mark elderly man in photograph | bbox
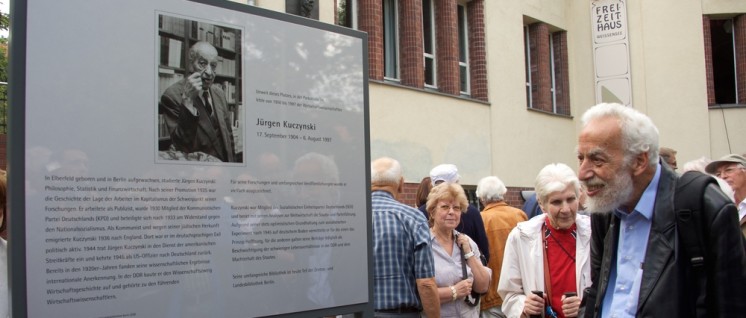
[160,41,237,162]
[577,103,746,318]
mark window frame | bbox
[336,0,358,29]
[349,0,358,29]
[524,25,533,108]
[549,33,557,113]
[383,0,400,82]
[524,22,570,115]
[708,17,739,105]
[422,0,436,88]
[457,4,470,96]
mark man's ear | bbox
[631,152,650,176]
[397,177,405,193]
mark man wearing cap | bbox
[706,154,746,237]
[419,164,490,264]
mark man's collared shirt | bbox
[601,163,661,318]
[372,191,435,310]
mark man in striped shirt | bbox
[371,157,440,318]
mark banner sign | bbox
[16,0,370,317]
[591,0,632,106]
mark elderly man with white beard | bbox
[576,103,746,318]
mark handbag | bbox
[457,235,486,307]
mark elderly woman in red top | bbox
[497,163,591,318]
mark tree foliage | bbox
[336,0,346,26]
[0,2,8,134]
[0,8,7,32]
[0,1,8,81]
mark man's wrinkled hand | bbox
[180,72,203,116]
[184,72,203,93]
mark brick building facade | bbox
[334,0,746,212]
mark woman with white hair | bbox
[497,163,591,318]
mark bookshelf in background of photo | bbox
[157,15,242,153]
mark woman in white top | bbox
[497,163,591,318]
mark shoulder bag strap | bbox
[542,223,553,308]
[457,234,468,279]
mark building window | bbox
[457,4,469,95]
[524,25,533,108]
[549,34,558,112]
[336,0,358,29]
[706,15,746,106]
[383,0,400,81]
[423,0,436,88]
[709,18,738,104]
[524,21,570,115]
[286,0,318,20]
[552,31,570,115]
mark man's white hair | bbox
[371,157,402,186]
[581,103,659,167]
[476,176,507,204]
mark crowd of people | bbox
[2,101,745,317]
[371,103,746,318]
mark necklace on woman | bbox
[543,223,576,263]
[547,230,575,263]
[432,229,453,245]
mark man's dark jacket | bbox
[584,165,746,318]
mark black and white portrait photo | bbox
[157,14,244,163]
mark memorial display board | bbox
[12,0,371,317]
